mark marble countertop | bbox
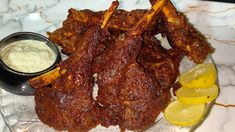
[0,0,235,132]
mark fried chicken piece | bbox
[33,26,109,132]
[48,8,164,55]
[150,0,214,63]
[96,0,170,130]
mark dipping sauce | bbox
[0,40,56,73]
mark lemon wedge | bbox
[164,101,205,126]
[176,84,219,104]
[179,63,217,88]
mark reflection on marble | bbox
[0,0,235,132]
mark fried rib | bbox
[30,1,118,131]
[29,1,120,89]
[34,26,109,131]
[150,0,214,63]
[96,0,169,130]
[101,0,119,29]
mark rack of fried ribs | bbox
[29,0,214,131]
[48,8,164,55]
[49,0,213,63]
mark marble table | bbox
[0,0,235,131]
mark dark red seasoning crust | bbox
[30,1,213,131]
[48,8,164,55]
[34,26,109,131]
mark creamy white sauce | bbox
[0,40,56,73]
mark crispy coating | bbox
[30,0,214,131]
[48,8,163,55]
[94,34,182,90]
[97,1,170,130]
[96,36,143,127]
[33,26,109,132]
[162,13,214,63]
[35,87,100,132]
[49,5,213,63]
[150,0,214,63]
[119,63,170,130]
[96,35,170,131]
[138,34,183,89]
[47,9,90,55]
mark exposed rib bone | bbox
[101,0,119,28]
[129,0,167,36]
